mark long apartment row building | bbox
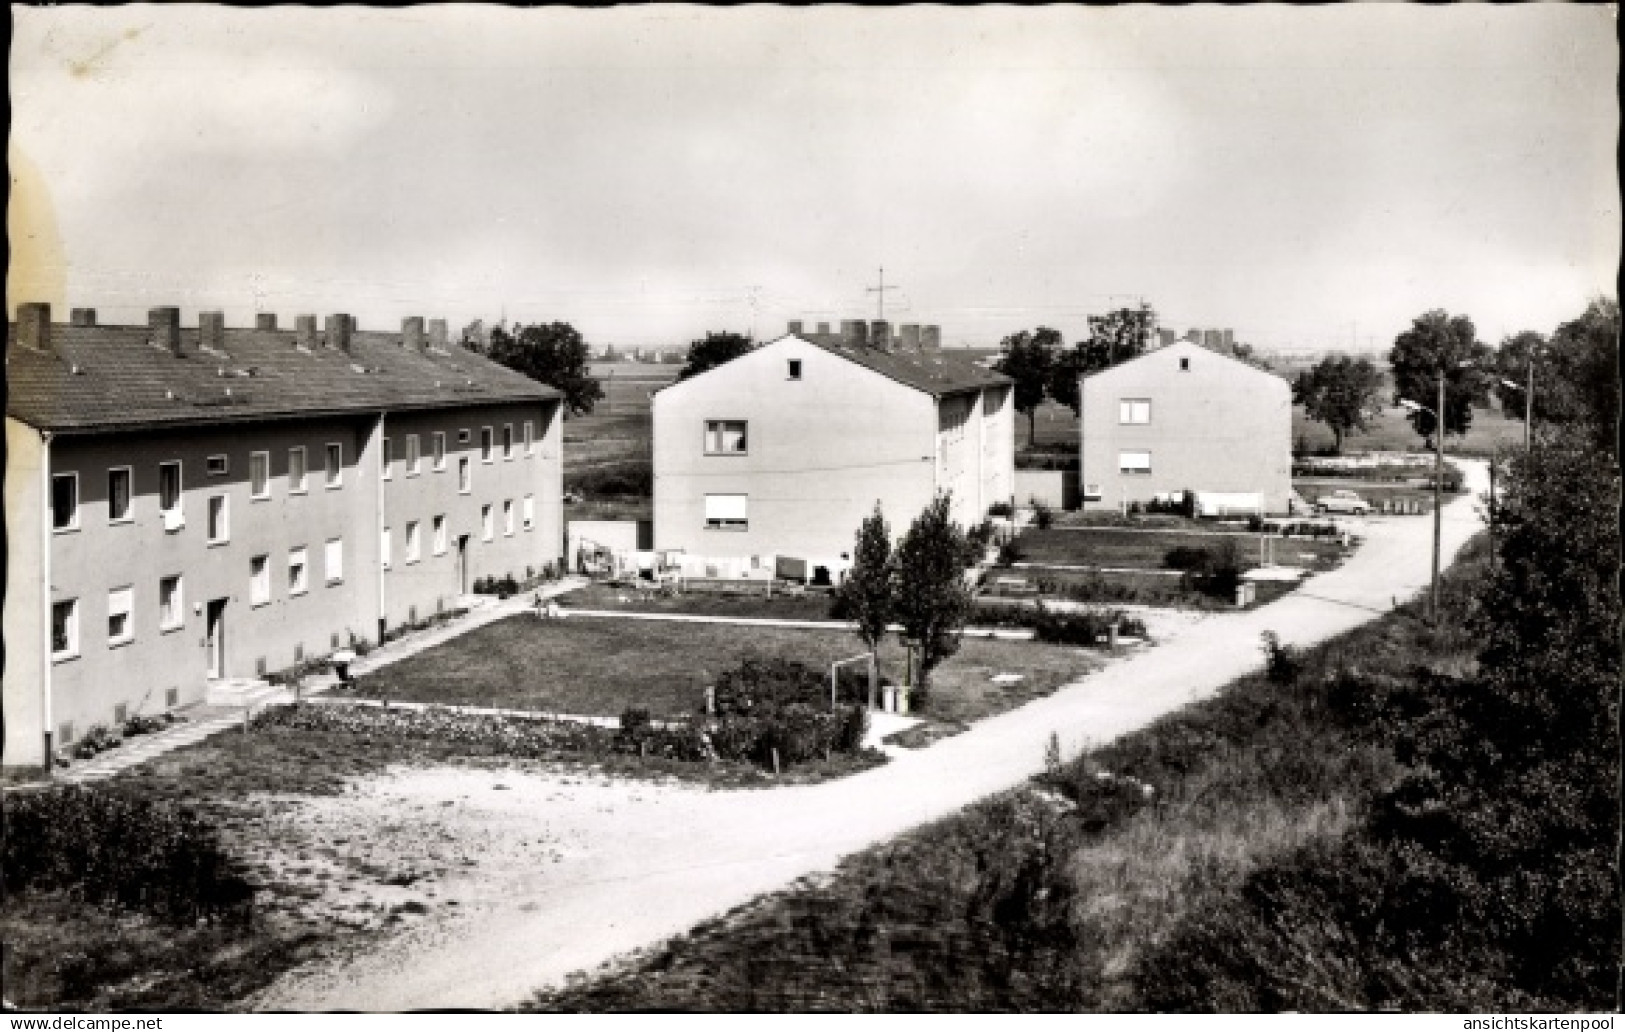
[5,303,564,771]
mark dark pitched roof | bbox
[6,322,560,434]
[799,336,1011,397]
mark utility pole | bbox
[1431,370,1444,623]
[867,267,899,321]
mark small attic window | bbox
[206,455,228,476]
[1180,357,1190,371]
[787,359,802,380]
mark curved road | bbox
[259,462,1488,1011]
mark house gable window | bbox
[788,359,802,380]
[250,556,270,607]
[288,547,309,595]
[522,494,535,531]
[159,462,183,520]
[1118,399,1151,425]
[432,432,447,470]
[325,443,343,488]
[704,420,748,455]
[458,457,471,494]
[433,515,448,555]
[159,575,184,630]
[51,473,79,531]
[523,421,535,455]
[481,504,494,542]
[1119,451,1153,475]
[52,599,79,661]
[406,435,422,475]
[207,495,230,544]
[704,493,748,530]
[206,454,228,476]
[324,538,344,584]
[481,427,494,463]
[503,500,515,536]
[503,424,514,460]
[406,521,422,563]
[288,448,307,493]
[250,452,271,499]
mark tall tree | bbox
[994,327,1061,444]
[1050,305,1160,414]
[484,321,603,416]
[1292,354,1385,453]
[1540,297,1620,455]
[832,504,896,705]
[678,331,754,381]
[1491,330,1546,423]
[1387,310,1492,445]
[892,493,975,705]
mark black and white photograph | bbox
[4,4,1619,1016]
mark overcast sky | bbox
[9,5,1619,350]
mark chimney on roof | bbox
[16,302,52,352]
[787,320,804,336]
[255,313,278,331]
[402,316,426,351]
[199,311,226,352]
[326,314,353,352]
[69,307,96,328]
[150,307,182,355]
[295,315,318,348]
[816,321,830,336]
[840,320,868,348]
[427,318,448,350]
[869,320,891,352]
[920,325,941,351]
[900,324,921,352]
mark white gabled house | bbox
[652,326,1014,584]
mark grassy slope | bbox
[527,540,1494,1013]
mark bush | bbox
[996,540,1025,566]
[122,712,180,738]
[705,658,870,769]
[71,724,122,760]
[566,460,653,498]
[1260,631,1302,685]
[987,501,1014,518]
[1163,545,1212,571]
[1029,606,1115,646]
[1031,500,1055,530]
[4,787,254,924]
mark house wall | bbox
[4,419,48,769]
[653,337,940,563]
[1079,342,1293,513]
[379,400,563,627]
[36,417,372,750]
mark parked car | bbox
[1315,489,1372,516]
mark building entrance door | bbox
[205,598,227,679]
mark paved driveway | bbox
[257,462,1488,1011]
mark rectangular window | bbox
[704,420,748,455]
[433,515,447,555]
[381,527,392,570]
[108,586,134,646]
[503,500,515,536]
[406,434,421,475]
[458,429,471,445]
[381,437,393,480]
[325,443,343,487]
[206,454,228,476]
[52,599,78,660]
[250,555,270,607]
[522,494,535,531]
[324,538,344,583]
[704,493,749,530]
[250,451,271,498]
[51,473,78,531]
[788,359,802,380]
[1119,451,1152,475]
[481,427,494,463]
[207,495,229,543]
[432,432,447,470]
[159,575,183,630]
[1118,399,1152,425]
[108,467,132,522]
[503,424,514,460]
[159,461,183,516]
[288,547,309,595]
[481,504,494,542]
[458,457,471,494]
[288,447,307,493]
[406,521,422,563]
[523,421,535,455]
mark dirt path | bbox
[254,463,1488,1011]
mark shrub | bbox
[1029,606,1115,646]
[71,724,122,760]
[1260,631,1303,685]
[705,658,870,769]
[987,501,1014,518]
[1164,545,1212,571]
[122,712,179,738]
[1031,500,1055,530]
[4,787,254,924]
[565,460,653,498]
[996,540,1025,566]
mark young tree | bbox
[832,503,895,705]
[485,322,604,415]
[678,331,754,381]
[892,493,976,705]
[1388,310,1492,445]
[1292,354,1385,453]
[1049,305,1159,415]
[994,327,1061,444]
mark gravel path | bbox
[254,463,1488,1011]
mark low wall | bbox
[1014,469,1080,510]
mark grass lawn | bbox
[1013,527,1347,571]
[564,581,838,622]
[352,613,1098,728]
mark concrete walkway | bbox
[34,578,590,786]
[561,607,1035,640]
[258,462,1490,1011]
